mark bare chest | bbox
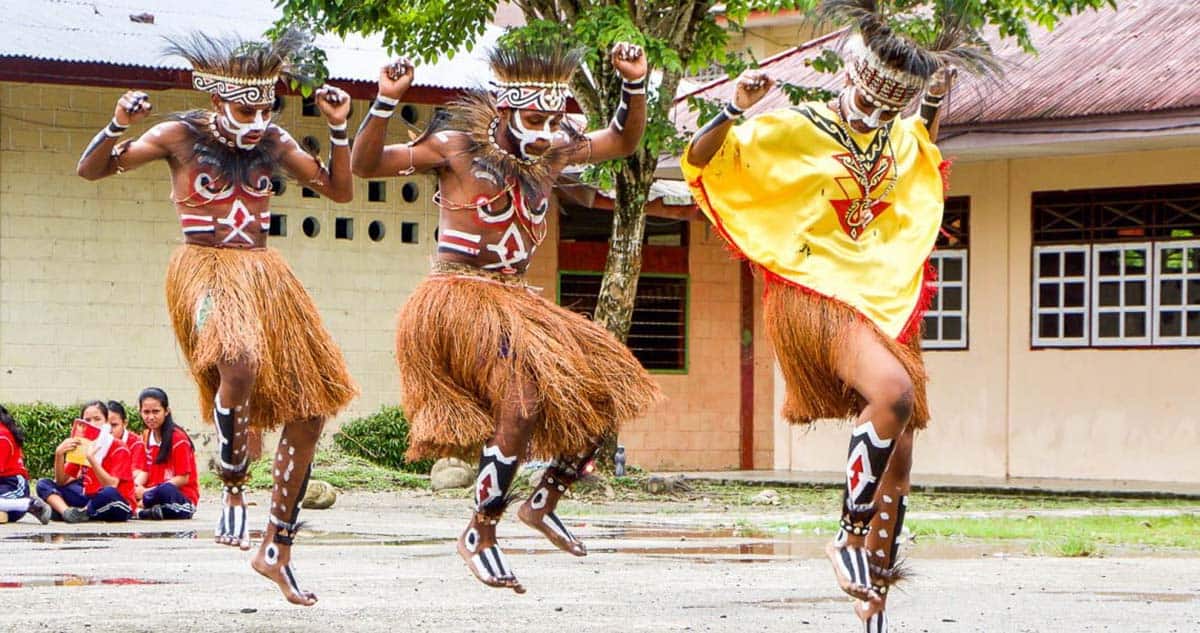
[435,173,550,274]
[171,167,273,248]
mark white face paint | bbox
[841,88,898,131]
[219,103,270,149]
[508,110,557,159]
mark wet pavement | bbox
[0,490,1197,632]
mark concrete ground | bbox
[1,490,1197,633]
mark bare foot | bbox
[825,540,882,604]
[856,600,888,631]
[518,496,586,556]
[457,516,525,593]
[215,491,251,550]
[251,542,317,606]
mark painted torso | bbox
[156,117,287,250]
[435,169,550,275]
[172,167,273,248]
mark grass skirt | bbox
[764,280,930,429]
[397,265,661,461]
[165,245,358,429]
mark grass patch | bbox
[560,478,1200,515]
[1051,535,1099,558]
[766,513,1200,556]
[199,449,428,493]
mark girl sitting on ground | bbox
[108,401,147,484]
[36,401,136,522]
[0,405,52,524]
[136,388,198,520]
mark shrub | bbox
[333,405,433,474]
[3,401,143,479]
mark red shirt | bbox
[0,425,29,479]
[65,442,137,511]
[120,430,147,474]
[145,428,199,505]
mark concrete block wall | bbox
[0,82,437,448]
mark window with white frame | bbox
[1031,184,1200,348]
[1033,246,1089,346]
[923,197,969,349]
[1154,240,1200,343]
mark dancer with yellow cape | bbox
[683,1,1000,629]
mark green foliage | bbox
[332,405,433,474]
[2,402,73,480]
[1,401,142,479]
[273,0,498,65]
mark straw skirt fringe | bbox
[165,245,358,429]
[397,273,662,461]
[764,281,930,429]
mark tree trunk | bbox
[591,151,656,468]
[592,158,653,340]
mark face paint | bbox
[219,103,269,149]
[507,110,557,160]
[841,88,898,130]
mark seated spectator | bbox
[135,388,198,520]
[107,401,147,481]
[0,405,52,524]
[36,401,136,523]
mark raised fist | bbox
[927,65,958,98]
[611,42,648,82]
[733,70,773,111]
[314,84,351,125]
[378,58,415,100]
[114,90,152,126]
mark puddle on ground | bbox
[0,574,171,589]
[6,530,217,544]
[0,523,1081,563]
[4,529,454,548]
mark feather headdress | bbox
[489,45,583,112]
[819,0,1002,108]
[164,29,317,106]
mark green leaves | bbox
[332,404,433,474]
[273,0,498,63]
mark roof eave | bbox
[939,107,1200,162]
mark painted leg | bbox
[855,427,915,629]
[825,325,915,607]
[459,443,525,593]
[213,362,254,550]
[251,417,323,606]
[459,377,535,593]
[518,444,598,556]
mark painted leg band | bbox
[836,541,873,591]
[474,444,519,514]
[841,420,896,534]
[213,395,248,476]
[270,465,311,545]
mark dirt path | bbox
[2,491,1197,632]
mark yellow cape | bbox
[681,103,944,341]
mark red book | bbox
[65,419,102,466]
